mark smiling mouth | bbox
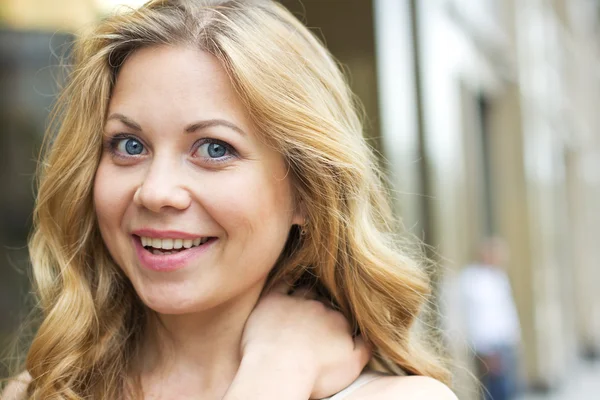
[137,235,216,256]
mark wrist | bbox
[243,346,317,384]
[223,349,315,400]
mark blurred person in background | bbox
[460,237,522,400]
[1,1,457,399]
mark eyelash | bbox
[104,134,142,160]
[193,138,238,164]
[104,134,238,164]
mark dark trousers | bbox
[476,346,520,400]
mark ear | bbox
[291,197,306,226]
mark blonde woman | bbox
[2,0,457,398]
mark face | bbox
[94,45,302,314]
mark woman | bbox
[3,0,456,398]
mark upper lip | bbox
[132,228,208,239]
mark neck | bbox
[138,284,263,398]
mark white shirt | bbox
[459,264,521,354]
[322,372,382,399]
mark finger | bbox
[353,335,373,369]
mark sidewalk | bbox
[517,360,600,400]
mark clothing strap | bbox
[322,372,382,400]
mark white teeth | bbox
[140,236,211,251]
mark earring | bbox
[299,218,308,236]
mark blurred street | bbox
[517,361,600,400]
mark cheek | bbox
[94,165,116,225]
[200,165,295,253]
[93,160,137,250]
[94,162,114,227]
[214,169,293,225]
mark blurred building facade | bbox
[0,0,97,30]
[1,0,599,399]
[372,0,600,398]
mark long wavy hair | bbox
[20,0,450,397]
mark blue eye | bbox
[196,141,230,159]
[115,137,145,155]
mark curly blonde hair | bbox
[19,0,450,397]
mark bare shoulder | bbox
[2,372,31,400]
[347,375,458,400]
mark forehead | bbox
[108,45,251,129]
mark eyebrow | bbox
[106,113,141,131]
[185,119,246,136]
[106,113,246,136]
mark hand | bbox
[238,283,371,399]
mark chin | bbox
[123,262,270,317]
[134,282,218,315]
[134,280,259,317]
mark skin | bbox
[225,286,371,400]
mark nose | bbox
[133,158,192,213]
